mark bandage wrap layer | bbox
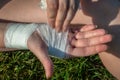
[5,23,69,58]
[5,23,38,49]
[37,24,69,58]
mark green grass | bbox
[0,51,116,80]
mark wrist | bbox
[0,23,8,48]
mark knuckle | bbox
[55,23,61,28]
[76,40,84,47]
[55,23,60,28]
[75,33,80,38]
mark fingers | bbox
[47,0,79,32]
[71,34,112,47]
[27,32,53,79]
[55,0,68,32]
[70,44,108,57]
[75,29,106,39]
[69,24,97,34]
[80,24,97,32]
[62,0,79,32]
[47,0,58,28]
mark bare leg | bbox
[0,0,92,24]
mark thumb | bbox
[31,45,54,79]
[27,32,54,79]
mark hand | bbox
[68,24,112,57]
[46,0,80,32]
[26,24,112,79]
[27,31,53,79]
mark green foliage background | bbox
[0,51,115,80]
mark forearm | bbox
[0,23,7,48]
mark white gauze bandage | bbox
[5,23,69,58]
[5,23,38,49]
[36,24,69,58]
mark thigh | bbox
[0,0,93,24]
[0,0,47,23]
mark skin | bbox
[0,0,120,79]
[0,0,91,24]
[46,0,79,32]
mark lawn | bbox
[0,51,116,80]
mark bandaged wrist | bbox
[4,23,70,58]
[4,23,38,49]
[36,24,69,58]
